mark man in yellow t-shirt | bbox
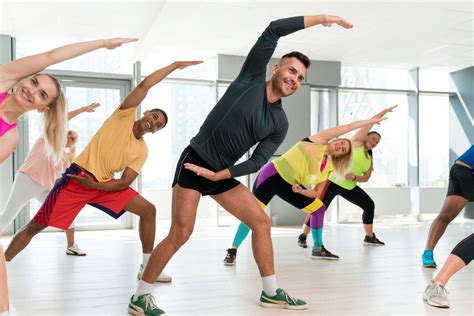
[4,62,202,285]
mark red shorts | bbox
[33,163,138,230]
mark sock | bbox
[133,280,155,300]
[423,249,433,255]
[262,275,278,296]
[311,228,323,248]
[232,222,251,248]
[142,253,151,267]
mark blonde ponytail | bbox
[42,74,67,163]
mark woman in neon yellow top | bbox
[222,114,389,266]
[298,105,397,260]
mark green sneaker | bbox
[260,288,307,310]
[128,294,166,315]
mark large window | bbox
[419,69,454,92]
[27,80,131,229]
[341,66,415,91]
[419,95,450,187]
[140,81,214,193]
[339,91,409,188]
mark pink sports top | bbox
[0,92,17,136]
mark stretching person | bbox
[4,62,202,285]
[424,234,473,308]
[129,14,353,315]
[0,37,135,316]
[297,106,397,259]
[0,102,101,256]
[0,37,137,164]
[223,115,387,265]
[422,145,474,268]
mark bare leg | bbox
[213,184,274,277]
[0,245,9,312]
[302,214,310,235]
[363,224,373,237]
[141,184,200,283]
[425,195,468,250]
[433,254,466,285]
[65,227,75,248]
[124,194,157,254]
[5,220,46,261]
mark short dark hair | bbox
[150,108,168,128]
[280,51,311,69]
[368,131,381,138]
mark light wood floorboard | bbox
[3,222,473,315]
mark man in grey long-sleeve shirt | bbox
[129,14,352,315]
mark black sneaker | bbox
[363,233,385,246]
[223,248,237,266]
[311,245,339,260]
[297,233,308,248]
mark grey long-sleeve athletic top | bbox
[190,16,305,178]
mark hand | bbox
[175,61,203,69]
[67,173,97,188]
[322,15,353,29]
[82,102,101,113]
[345,172,356,180]
[103,38,138,50]
[375,104,398,118]
[184,163,218,181]
[292,184,304,194]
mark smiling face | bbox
[328,139,351,157]
[139,110,166,135]
[364,133,381,150]
[14,74,59,112]
[270,57,306,97]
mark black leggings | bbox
[451,234,474,265]
[306,181,375,226]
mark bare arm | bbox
[0,38,137,92]
[309,117,386,144]
[67,102,100,120]
[67,167,138,191]
[345,160,373,183]
[352,105,397,143]
[292,181,327,198]
[0,128,18,164]
[120,61,202,110]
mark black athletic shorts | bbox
[172,146,240,196]
[447,164,474,201]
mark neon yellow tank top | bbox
[329,145,371,190]
[273,141,333,186]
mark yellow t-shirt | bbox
[273,141,333,186]
[74,107,148,182]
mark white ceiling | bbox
[1,0,472,71]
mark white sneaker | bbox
[66,244,87,256]
[0,305,19,316]
[423,281,450,308]
[137,264,172,283]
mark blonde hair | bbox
[41,74,67,163]
[328,138,353,179]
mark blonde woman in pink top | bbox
[0,38,135,316]
[0,37,137,165]
[1,102,100,256]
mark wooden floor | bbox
[3,222,473,315]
